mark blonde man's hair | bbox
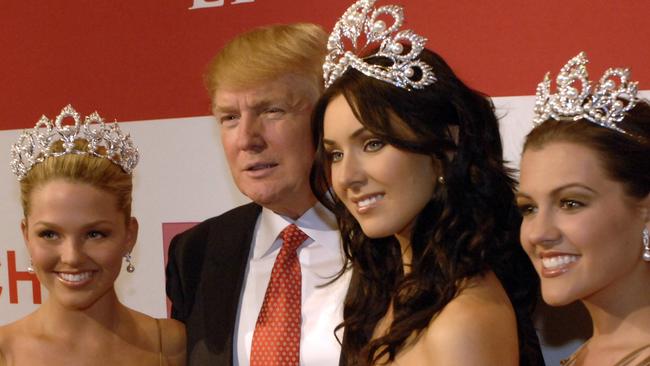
[205,23,328,107]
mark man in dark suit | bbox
[166,23,351,365]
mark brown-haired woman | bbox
[517,53,650,365]
[310,1,544,364]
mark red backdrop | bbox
[1,0,649,130]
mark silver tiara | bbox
[533,52,639,134]
[10,104,139,181]
[323,0,436,90]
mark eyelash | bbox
[325,137,386,164]
[38,230,58,240]
[88,230,108,239]
[363,139,385,152]
[560,199,584,210]
[516,198,586,218]
[219,115,239,126]
[35,230,108,240]
[264,107,285,115]
[516,203,536,217]
[328,150,343,163]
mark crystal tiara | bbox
[10,104,139,181]
[533,52,639,134]
[323,0,436,90]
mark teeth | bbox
[542,255,579,269]
[58,272,93,283]
[358,194,384,208]
[250,163,275,171]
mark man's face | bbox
[214,75,317,218]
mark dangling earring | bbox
[437,176,446,185]
[642,227,650,262]
[124,253,135,273]
[27,260,35,274]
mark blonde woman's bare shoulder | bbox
[0,324,7,366]
[0,316,34,366]
[421,272,519,365]
[124,308,186,366]
[158,318,186,366]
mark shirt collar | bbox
[253,202,339,259]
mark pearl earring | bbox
[124,253,136,273]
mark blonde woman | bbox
[0,105,185,365]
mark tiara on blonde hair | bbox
[10,104,139,181]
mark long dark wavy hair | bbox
[310,49,543,365]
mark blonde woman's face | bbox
[517,142,649,307]
[22,179,137,310]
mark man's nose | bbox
[236,114,266,152]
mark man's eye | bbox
[219,115,239,124]
[263,108,285,118]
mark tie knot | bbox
[281,224,308,252]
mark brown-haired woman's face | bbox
[516,141,649,306]
[21,179,137,310]
[323,94,438,243]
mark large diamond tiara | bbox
[10,104,139,181]
[323,0,436,90]
[533,52,639,134]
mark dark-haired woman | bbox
[310,1,543,364]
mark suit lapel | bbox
[200,203,262,359]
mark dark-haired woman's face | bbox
[517,141,649,307]
[322,95,438,243]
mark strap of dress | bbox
[560,342,588,366]
[614,343,650,366]
[561,343,650,366]
[156,318,163,366]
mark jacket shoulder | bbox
[170,202,261,251]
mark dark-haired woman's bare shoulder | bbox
[158,318,186,366]
[421,271,518,365]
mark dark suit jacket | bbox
[166,202,263,365]
[166,202,348,365]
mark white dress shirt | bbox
[234,203,351,366]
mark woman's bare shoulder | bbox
[420,272,519,365]
[0,316,35,366]
[0,315,35,342]
[124,308,186,365]
[158,318,186,363]
[0,325,6,366]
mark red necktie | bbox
[250,224,308,366]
